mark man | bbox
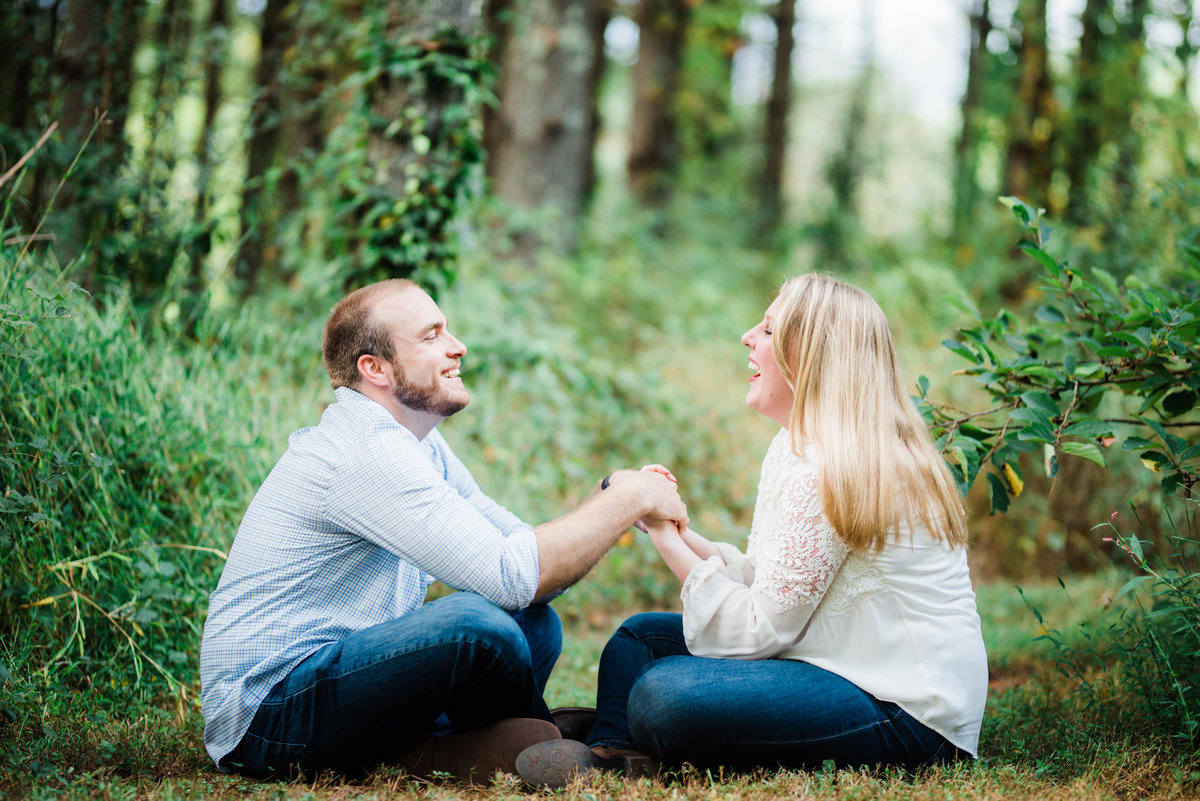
[199,279,686,781]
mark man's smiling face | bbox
[373,286,470,419]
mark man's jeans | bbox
[586,612,968,772]
[222,592,561,779]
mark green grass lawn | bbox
[3,574,1198,801]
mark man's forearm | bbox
[532,471,685,598]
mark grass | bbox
[4,574,1199,801]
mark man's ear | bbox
[357,353,392,390]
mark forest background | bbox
[1,0,1199,799]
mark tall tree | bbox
[627,0,692,206]
[760,0,798,235]
[0,1,57,225]
[953,0,991,235]
[186,0,231,316]
[52,0,144,275]
[1003,0,1056,210]
[1110,0,1148,211]
[485,0,606,251]
[1063,0,1108,224]
[356,0,479,280]
[238,0,294,296]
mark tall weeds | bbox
[0,226,278,697]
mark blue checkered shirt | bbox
[199,387,541,766]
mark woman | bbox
[517,273,988,787]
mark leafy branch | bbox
[920,197,1200,513]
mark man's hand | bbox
[605,467,688,533]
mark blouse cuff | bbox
[680,554,735,602]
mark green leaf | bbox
[986,471,1010,514]
[1018,421,1056,444]
[1162,389,1196,417]
[1021,391,1059,414]
[1020,244,1062,279]
[942,339,981,364]
[1114,575,1153,600]
[1014,364,1060,384]
[1144,419,1188,456]
[1139,450,1170,465]
[1060,441,1107,466]
[1044,445,1059,478]
[1091,268,1122,300]
[1010,407,1052,425]
[917,374,930,397]
[1063,419,1114,439]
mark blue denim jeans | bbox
[222,592,561,779]
[587,612,967,772]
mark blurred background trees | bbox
[4,0,1194,294]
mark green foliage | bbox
[1022,498,1200,754]
[923,196,1200,515]
[0,235,273,693]
[324,25,491,292]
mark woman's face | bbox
[741,296,794,428]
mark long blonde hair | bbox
[772,273,967,551]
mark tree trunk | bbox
[1003,0,1056,209]
[952,0,990,235]
[581,1,613,205]
[142,0,186,183]
[485,0,605,251]
[1111,0,1148,211]
[1176,0,1196,98]
[627,0,691,206]
[238,0,293,296]
[0,1,56,230]
[186,0,230,322]
[1063,0,1107,224]
[53,0,144,277]
[760,0,797,235]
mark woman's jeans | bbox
[221,592,561,779]
[587,612,967,772]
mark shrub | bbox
[0,238,278,695]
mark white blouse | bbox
[680,429,988,755]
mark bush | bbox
[0,239,285,695]
[923,194,1200,516]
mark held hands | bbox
[612,464,706,583]
[603,464,688,533]
[636,464,684,534]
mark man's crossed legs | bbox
[221,592,563,780]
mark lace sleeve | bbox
[681,457,851,659]
[752,467,850,614]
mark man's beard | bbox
[390,366,468,419]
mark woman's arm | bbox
[644,519,703,583]
[678,527,721,561]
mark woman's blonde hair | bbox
[772,273,967,551]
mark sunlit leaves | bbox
[927,200,1199,503]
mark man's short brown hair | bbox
[321,279,418,389]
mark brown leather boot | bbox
[549,706,597,741]
[515,739,657,789]
[397,717,561,784]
